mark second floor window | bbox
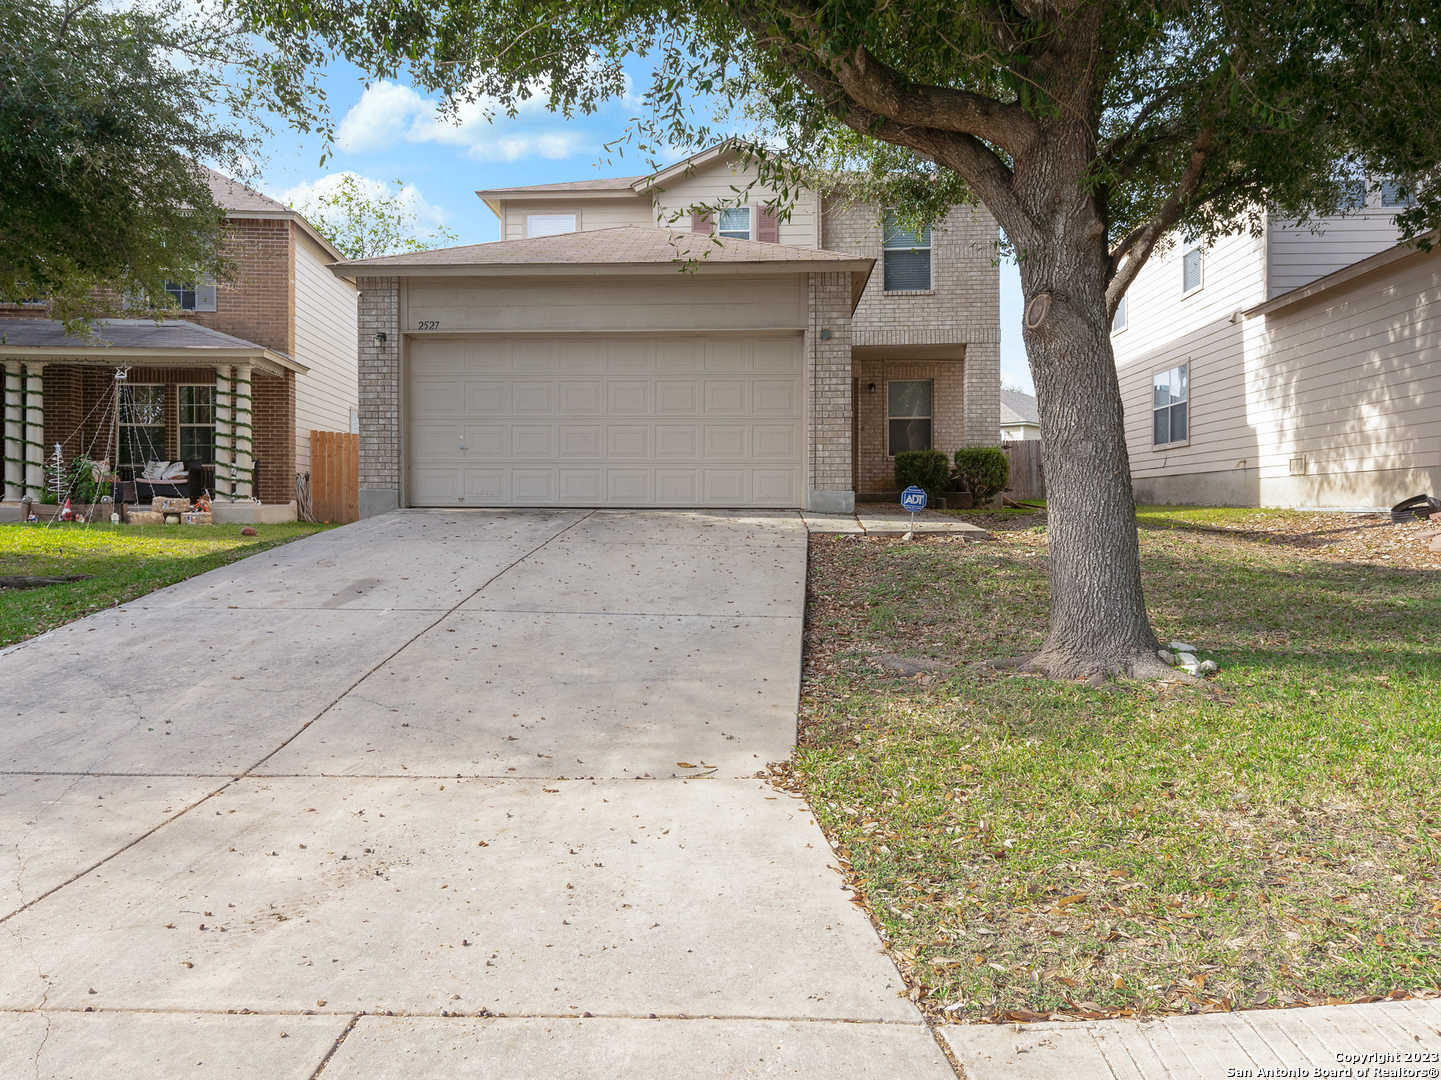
[527,213,576,236]
[1182,248,1203,295]
[718,207,752,239]
[883,213,932,291]
[162,279,217,312]
[1112,294,1128,333]
[1379,180,1415,208]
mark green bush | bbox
[894,449,951,505]
[954,447,1010,502]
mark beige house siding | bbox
[403,275,807,334]
[1120,243,1441,507]
[652,160,821,247]
[501,200,653,240]
[293,231,359,472]
[1267,212,1402,299]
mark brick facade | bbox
[184,218,297,355]
[807,272,855,508]
[821,200,1002,488]
[852,358,968,492]
[357,276,401,510]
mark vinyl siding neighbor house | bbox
[342,145,1000,515]
[1111,194,1438,508]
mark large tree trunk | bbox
[1012,212,1164,680]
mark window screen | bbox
[527,214,577,237]
[119,385,167,468]
[1152,364,1189,446]
[1379,180,1414,208]
[1182,248,1203,294]
[888,380,933,454]
[883,213,932,291]
[718,207,752,239]
[178,385,215,465]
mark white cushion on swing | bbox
[140,460,186,481]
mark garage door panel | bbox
[408,333,803,508]
[560,426,602,457]
[704,382,746,414]
[655,382,697,413]
[559,381,603,413]
[465,381,507,413]
[608,383,648,414]
[654,426,697,457]
[608,426,650,457]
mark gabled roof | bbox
[0,319,308,377]
[1000,389,1040,427]
[475,175,649,198]
[332,225,874,310]
[201,168,346,264]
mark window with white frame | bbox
[178,385,215,464]
[1182,248,1203,294]
[1112,293,1127,333]
[717,207,752,239]
[882,212,932,291]
[162,277,216,312]
[1152,364,1189,446]
[888,380,933,454]
[527,213,577,237]
[1379,180,1415,208]
[118,385,167,469]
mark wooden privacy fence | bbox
[311,430,359,523]
[1002,440,1046,501]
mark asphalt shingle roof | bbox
[0,319,265,351]
[476,176,648,196]
[1000,389,1040,426]
[334,225,868,270]
[202,168,290,215]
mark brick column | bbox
[358,276,401,517]
[962,340,1001,447]
[4,363,22,501]
[807,272,855,513]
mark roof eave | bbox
[0,345,308,377]
[329,258,874,278]
[474,188,646,202]
[633,142,737,192]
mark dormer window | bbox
[718,207,752,240]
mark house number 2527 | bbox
[416,321,440,330]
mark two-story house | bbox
[1111,186,1440,508]
[334,144,1000,515]
[0,170,359,522]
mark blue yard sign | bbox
[900,486,928,513]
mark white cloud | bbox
[334,80,586,161]
[277,172,448,229]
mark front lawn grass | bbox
[0,521,333,647]
[792,515,1441,1024]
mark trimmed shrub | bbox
[954,447,1010,502]
[895,449,951,505]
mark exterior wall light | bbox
[373,331,388,348]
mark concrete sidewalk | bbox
[0,509,951,1078]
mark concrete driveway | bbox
[0,510,953,1078]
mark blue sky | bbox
[254,64,1033,394]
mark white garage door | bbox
[407,333,805,507]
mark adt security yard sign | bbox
[900,485,927,540]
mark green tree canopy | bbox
[290,175,458,260]
[239,0,1441,675]
[0,0,312,325]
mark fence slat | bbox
[1002,440,1046,501]
[310,430,359,523]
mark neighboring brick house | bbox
[0,171,358,520]
[338,144,1000,515]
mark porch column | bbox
[3,363,22,501]
[233,363,253,500]
[214,365,234,500]
[23,364,44,498]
